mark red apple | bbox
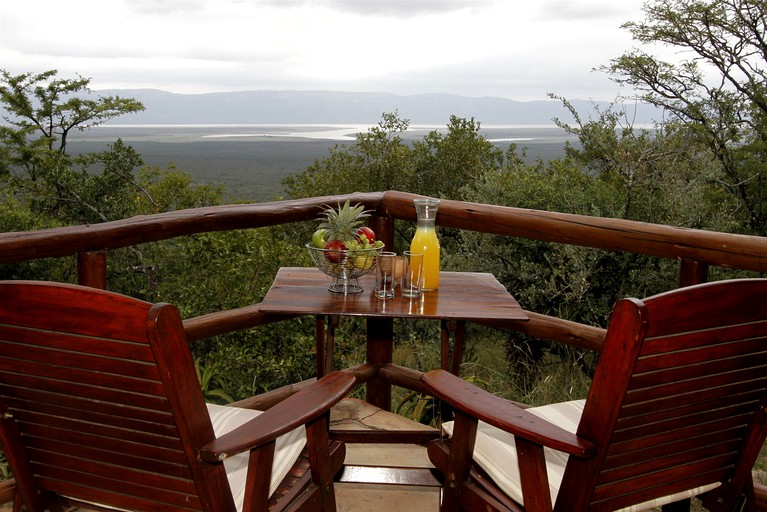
[356,226,376,244]
[323,239,346,263]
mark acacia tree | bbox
[0,70,149,222]
[551,96,732,226]
[601,0,767,234]
[0,69,144,154]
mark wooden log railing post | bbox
[368,212,394,252]
[679,258,709,288]
[77,251,107,290]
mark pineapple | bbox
[318,201,370,242]
[313,201,381,268]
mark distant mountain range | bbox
[95,89,662,126]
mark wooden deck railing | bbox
[2,190,767,505]
[2,190,766,351]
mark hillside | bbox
[95,89,661,126]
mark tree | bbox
[600,0,767,234]
[0,70,144,155]
[284,112,506,203]
[283,111,413,198]
[0,70,148,222]
[551,95,735,227]
[410,115,505,200]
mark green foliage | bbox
[283,111,413,198]
[134,164,223,214]
[283,112,505,203]
[192,327,316,399]
[457,102,742,328]
[551,97,739,229]
[449,103,747,394]
[0,69,143,187]
[395,389,440,426]
[410,115,505,199]
[600,0,767,233]
[0,194,74,282]
[459,159,636,326]
[23,139,144,223]
[195,358,235,404]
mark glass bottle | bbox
[410,198,441,290]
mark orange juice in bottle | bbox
[410,198,441,290]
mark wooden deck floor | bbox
[330,398,442,512]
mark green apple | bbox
[311,228,327,248]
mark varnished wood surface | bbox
[259,267,529,322]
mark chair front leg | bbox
[514,436,552,512]
[243,441,276,512]
[439,411,478,512]
[305,412,340,511]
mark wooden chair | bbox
[0,280,356,512]
[422,278,767,512]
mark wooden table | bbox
[260,267,529,410]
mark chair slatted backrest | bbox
[558,279,767,511]
[0,281,234,511]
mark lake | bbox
[68,124,577,202]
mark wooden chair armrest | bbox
[422,369,595,458]
[199,371,356,462]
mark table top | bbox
[259,267,529,322]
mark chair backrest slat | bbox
[0,281,234,511]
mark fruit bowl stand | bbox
[305,244,383,294]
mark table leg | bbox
[440,321,450,371]
[326,315,339,375]
[315,315,339,378]
[315,315,326,378]
[366,316,394,410]
[440,319,467,375]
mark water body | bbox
[68,124,576,202]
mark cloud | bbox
[259,0,493,17]
[122,0,209,16]
[322,0,493,17]
[535,1,636,21]
[0,0,650,101]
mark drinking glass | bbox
[374,252,398,299]
[401,251,424,298]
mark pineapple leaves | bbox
[318,200,370,241]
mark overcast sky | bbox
[1,0,658,102]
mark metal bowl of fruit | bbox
[305,244,382,293]
[307,201,384,293]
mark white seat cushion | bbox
[442,399,718,511]
[207,403,306,511]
